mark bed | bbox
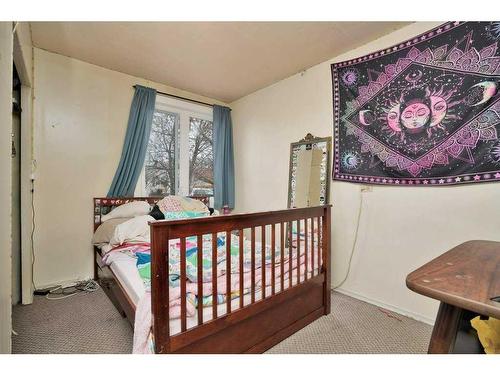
[93,196,331,353]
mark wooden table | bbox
[406,240,500,354]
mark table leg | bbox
[428,302,463,354]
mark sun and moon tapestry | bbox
[332,21,500,186]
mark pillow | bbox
[109,215,155,247]
[101,201,151,222]
[149,205,165,220]
[163,211,208,220]
[157,196,183,213]
[179,196,209,213]
[92,218,130,245]
[157,195,209,214]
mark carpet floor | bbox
[12,289,432,354]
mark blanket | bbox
[103,231,320,354]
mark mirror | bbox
[288,133,332,208]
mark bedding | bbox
[98,209,321,354]
[109,215,155,247]
[101,200,151,222]
[92,217,130,245]
[163,211,209,220]
[107,250,146,304]
[177,196,209,213]
[104,235,318,354]
[157,195,209,215]
[102,213,320,308]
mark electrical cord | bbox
[31,178,37,292]
[46,280,100,300]
[332,188,365,289]
[30,168,99,299]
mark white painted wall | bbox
[230,22,500,324]
[0,21,13,353]
[32,48,227,288]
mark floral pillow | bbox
[157,196,184,213]
[157,195,209,215]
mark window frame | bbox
[135,95,213,197]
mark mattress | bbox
[108,251,145,305]
[106,248,319,335]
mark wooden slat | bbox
[180,237,187,332]
[261,225,266,299]
[288,222,293,288]
[197,235,203,326]
[150,226,170,353]
[318,217,322,271]
[297,220,301,285]
[226,231,232,314]
[311,217,315,277]
[322,206,331,315]
[271,224,276,295]
[305,218,308,281]
[239,229,244,309]
[169,273,325,352]
[148,205,332,354]
[212,233,218,320]
[280,222,285,293]
[251,227,256,303]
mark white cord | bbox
[332,188,365,289]
[46,291,78,300]
[45,280,100,300]
[80,280,100,292]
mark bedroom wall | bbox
[33,48,227,288]
[0,22,13,353]
[230,21,500,324]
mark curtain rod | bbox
[133,85,214,108]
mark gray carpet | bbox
[268,293,432,354]
[12,289,432,354]
[12,289,133,354]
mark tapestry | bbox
[332,21,500,186]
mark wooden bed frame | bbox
[93,197,331,353]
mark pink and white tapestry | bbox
[332,21,500,186]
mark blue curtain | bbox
[107,85,157,197]
[213,105,235,209]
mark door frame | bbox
[13,27,34,305]
[20,84,33,305]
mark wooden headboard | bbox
[93,196,211,231]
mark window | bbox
[189,117,214,196]
[135,96,214,198]
[144,110,179,196]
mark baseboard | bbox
[334,287,435,326]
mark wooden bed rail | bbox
[150,205,331,353]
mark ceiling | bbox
[31,22,411,103]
